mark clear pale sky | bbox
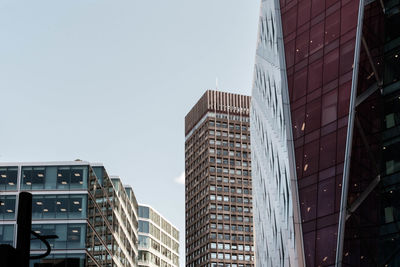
[0,0,260,265]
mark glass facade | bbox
[251,0,400,264]
[341,0,400,265]
[279,0,361,263]
[0,195,16,220]
[0,162,139,267]
[0,167,17,191]
[0,225,14,246]
[21,165,88,190]
[32,194,87,219]
[30,253,86,267]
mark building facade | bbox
[185,90,254,267]
[251,0,400,265]
[0,161,139,267]
[137,204,179,267]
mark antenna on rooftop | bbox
[216,77,219,91]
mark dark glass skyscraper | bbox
[185,90,254,267]
[251,0,400,265]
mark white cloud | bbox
[174,171,185,185]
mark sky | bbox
[0,0,260,265]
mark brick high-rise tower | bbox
[185,90,254,267]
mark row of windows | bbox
[20,166,88,190]
[210,204,252,214]
[209,139,250,149]
[187,185,253,221]
[210,214,252,223]
[209,167,251,176]
[138,235,179,263]
[210,176,251,185]
[210,158,250,167]
[209,121,248,131]
[209,131,249,140]
[210,233,253,242]
[187,174,252,201]
[186,209,254,236]
[138,250,178,267]
[138,206,179,241]
[208,263,252,267]
[186,178,209,205]
[209,149,250,159]
[213,244,251,254]
[210,252,252,261]
[31,223,86,250]
[186,227,209,251]
[186,151,208,180]
[210,223,253,233]
[209,186,251,195]
[214,113,250,122]
[210,195,252,204]
[32,194,87,219]
[187,249,253,267]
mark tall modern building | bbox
[137,204,180,267]
[185,90,254,267]
[251,0,400,265]
[0,161,139,267]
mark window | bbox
[32,194,87,220]
[0,167,17,191]
[31,224,86,250]
[22,166,88,190]
[139,221,150,233]
[0,225,14,246]
[0,195,16,220]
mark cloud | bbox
[174,171,185,185]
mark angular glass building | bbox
[137,204,180,267]
[251,0,400,265]
[0,161,139,267]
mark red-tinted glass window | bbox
[299,184,317,221]
[303,139,320,175]
[336,126,348,163]
[317,177,336,217]
[282,6,298,37]
[303,231,316,266]
[310,21,325,55]
[319,132,337,170]
[312,0,325,17]
[315,225,338,265]
[293,69,308,101]
[339,39,356,75]
[292,106,306,139]
[295,146,304,173]
[297,0,311,26]
[325,10,341,45]
[296,30,310,63]
[338,81,351,118]
[308,59,323,93]
[322,89,338,126]
[323,49,339,84]
[305,98,322,133]
[285,39,296,68]
[340,0,359,34]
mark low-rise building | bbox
[138,204,179,267]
